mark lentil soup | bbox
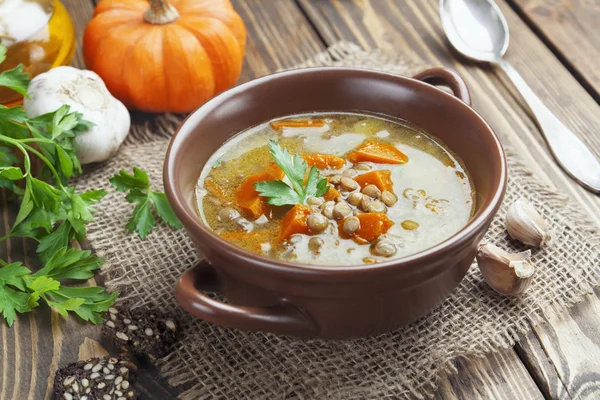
[196,112,475,266]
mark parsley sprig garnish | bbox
[254,140,329,206]
[0,44,117,326]
[110,167,182,240]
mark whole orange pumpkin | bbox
[83,0,246,113]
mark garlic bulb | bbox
[505,197,550,247]
[476,243,535,296]
[24,66,130,164]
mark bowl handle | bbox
[175,260,318,336]
[412,68,472,106]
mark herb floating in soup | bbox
[196,113,475,265]
[254,140,330,206]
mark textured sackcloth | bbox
[78,42,600,399]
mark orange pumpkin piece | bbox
[236,173,271,219]
[347,140,408,164]
[279,204,312,242]
[235,165,285,218]
[83,0,246,113]
[264,162,285,179]
[270,120,326,130]
[323,185,340,201]
[302,154,345,170]
[340,213,394,243]
[354,170,394,192]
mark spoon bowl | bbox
[440,0,509,63]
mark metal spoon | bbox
[440,0,600,193]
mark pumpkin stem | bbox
[145,0,179,25]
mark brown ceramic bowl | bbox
[164,67,507,339]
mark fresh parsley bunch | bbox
[0,249,118,326]
[254,140,329,206]
[0,45,117,326]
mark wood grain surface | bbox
[508,0,600,101]
[435,349,543,400]
[1,0,599,399]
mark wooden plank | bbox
[0,1,327,399]
[516,290,600,399]
[64,0,94,68]
[232,0,325,83]
[508,0,600,101]
[435,348,543,400]
[296,0,600,398]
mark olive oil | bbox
[0,0,75,104]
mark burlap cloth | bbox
[79,42,600,399]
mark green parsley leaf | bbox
[0,146,18,165]
[0,283,30,326]
[80,189,108,203]
[13,186,34,227]
[51,105,84,140]
[26,276,60,308]
[33,247,104,281]
[0,261,30,291]
[254,140,329,206]
[266,140,306,195]
[0,261,32,326]
[26,188,106,262]
[49,286,119,324]
[56,146,73,178]
[0,65,30,96]
[305,165,329,198]
[0,147,21,193]
[11,208,53,237]
[37,222,72,262]
[150,192,183,229]
[28,176,62,212]
[0,166,23,180]
[110,167,149,191]
[0,105,29,139]
[110,168,182,239]
[254,179,302,206]
[126,199,155,240]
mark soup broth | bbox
[196,112,475,266]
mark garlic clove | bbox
[505,197,551,247]
[476,243,535,296]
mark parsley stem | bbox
[0,135,63,186]
[18,138,56,145]
[20,143,65,189]
[0,233,14,243]
[0,136,31,177]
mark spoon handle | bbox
[498,59,600,193]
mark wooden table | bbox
[2,1,600,399]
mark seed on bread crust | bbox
[53,356,138,400]
[102,305,179,360]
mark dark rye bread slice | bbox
[54,356,138,400]
[102,305,178,360]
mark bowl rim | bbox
[164,66,507,278]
